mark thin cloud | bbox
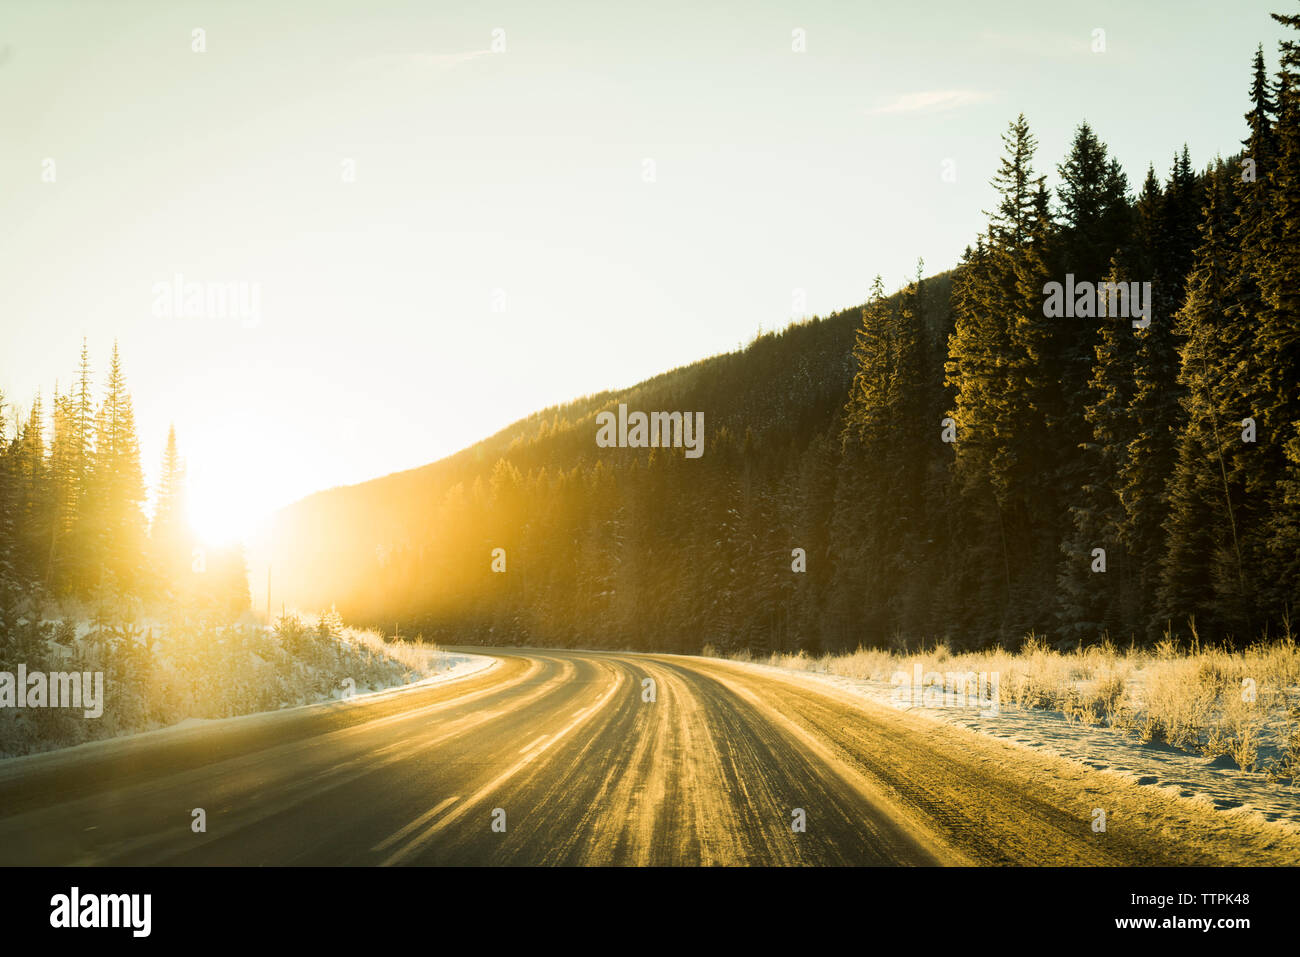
[868,90,995,115]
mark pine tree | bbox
[947,115,1056,643]
[1159,162,1252,639]
[946,235,1017,642]
[13,394,51,588]
[1048,124,1134,643]
[46,387,80,590]
[69,338,96,594]
[0,390,15,619]
[88,343,149,597]
[152,424,191,598]
[1112,156,1200,639]
[1259,12,1300,617]
[836,275,920,645]
[892,263,942,637]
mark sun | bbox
[186,465,272,547]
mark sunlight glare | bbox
[186,462,273,546]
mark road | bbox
[0,648,1268,865]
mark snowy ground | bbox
[0,648,497,774]
[323,647,496,698]
[273,646,496,703]
[721,656,1300,832]
[0,609,499,759]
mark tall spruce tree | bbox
[1159,162,1252,639]
[152,423,191,597]
[1117,155,1200,639]
[1260,12,1300,619]
[947,115,1054,643]
[88,343,148,597]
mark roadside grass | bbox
[703,629,1300,781]
[0,609,442,758]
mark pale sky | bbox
[0,0,1291,542]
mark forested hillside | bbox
[272,20,1300,653]
[265,272,953,654]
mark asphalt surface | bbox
[0,648,1225,865]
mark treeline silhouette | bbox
[280,18,1298,652]
[0,341,250,633]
